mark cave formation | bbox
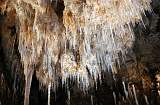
[0,0,160,105]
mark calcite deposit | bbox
[1,0,160,105]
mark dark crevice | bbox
[0,33,14,95]
[52,0,65,19]
[0,10,24,105]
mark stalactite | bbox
[13,0,153,91]
[24,69,34,105]
[61,0,152,89]
[1,0,157,105]
[48,82,51,105]
[132,84,139,105]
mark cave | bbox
[0,0,160,105]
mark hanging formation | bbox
[10,0,152,105]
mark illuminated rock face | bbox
[2,0,160,105]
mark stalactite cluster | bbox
[15,0,151,104]
[1,0,160,105]
[14,0,152,89]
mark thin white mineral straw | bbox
[48,82,51,105]
[67,90,71,105]
[128,84,133,99]
[91,95,93,105]
[122,81,128,99]
[132,84,139,105]
[144,95,149,105]
[113,91,117,105]
[142,79,149,105]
